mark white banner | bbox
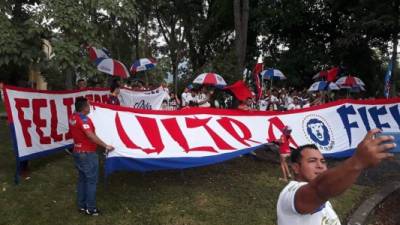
[119,87,167,110]
[86,100,400,174]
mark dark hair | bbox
[290,144,319,163]
[110,83,120,93]
[75,97,88,112]
[77,79,85,83]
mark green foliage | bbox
[0,0,399,95]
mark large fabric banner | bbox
[86,99,400,175]
[4,85,400,175]
[3,85,165,161]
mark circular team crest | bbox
[302,114,335,151]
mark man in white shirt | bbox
[181,87,191,107]
[277,129,395,225]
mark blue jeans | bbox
[73,152,99,210]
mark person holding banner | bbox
[277,129,395,225]
[69,97,114,216]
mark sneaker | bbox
[78,207,86,214]
[85,208,100,216]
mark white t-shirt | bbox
[259,99,268,111]
[197,93,210,107]
[181,92,189,106]
[277,181,341,225]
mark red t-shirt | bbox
[279,134,292,155]
[68,112,97,152]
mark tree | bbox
[233,0,249,76]
[0,0,45,85]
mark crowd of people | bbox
[159,85,340,111]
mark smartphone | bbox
[375,132,400,153]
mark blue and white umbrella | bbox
[308,81,339,92]
[261,69,286,80]
[130,58,157,73]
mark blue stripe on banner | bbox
[323,148,355,158]
[104,145,356,176]
[105,145,263,176]
[18,144,74,162]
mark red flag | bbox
[224,80,253,101]
[252,63,263,99]
[327,67,339,82]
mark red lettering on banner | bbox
[93,94,101,103]
[32,99,51,144]
[85,94,94,101]
[101,95,109,103]
[49,100,63,142]
[162,118,217,153]
[217,117,260,147]
[186,117,234,150]
[267,117,298,147]
[115,113,141,149]
[15,98,32,147]
[63,98,74,140]
[136,116,164,154]
[116,113,166,154]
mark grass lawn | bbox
[0,101,5,113]
[0,120,371,225]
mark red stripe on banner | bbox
[204,73,217,85]
[90,98,400,116]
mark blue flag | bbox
[384,61,393,98]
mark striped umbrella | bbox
[130,58,157,73]
[336,75,365,88]
[308,81,339,92]
[261,69,286,80]
[87,46,110,61]
[193,73,227,86]
[95,58,130,78]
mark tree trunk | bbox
[65,67,74,90]
[234,0,249,77]
[391,0,400,97]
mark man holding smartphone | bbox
[277,129,395,225]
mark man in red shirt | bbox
[69,97,114,216]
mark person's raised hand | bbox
[352,128,395,170]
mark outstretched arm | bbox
[294,129,395,214]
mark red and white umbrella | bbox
[193,73,227,86]
[130,58,157,73]
[95,58,130,78]
[87,46,110,61]
[336,75,365,88]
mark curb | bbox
[347,181,400,225]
